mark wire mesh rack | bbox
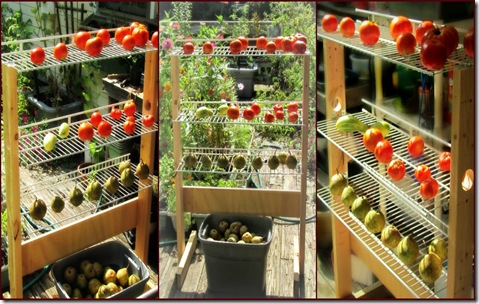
[317,23,473,77]
[317,110,450,235]
[18,100,158,167]
[317,172,447,298]
[17,154,153,241]
[174,100,304,126]
[1,35,157,73]
[171,45,311,57]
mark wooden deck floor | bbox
[159,208,316,299]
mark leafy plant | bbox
[1,3,35,53]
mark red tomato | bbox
[275,110,284,120]
[294,33,307,44]
[123,100,137,116]
[142,114,155,127]
[396,32,416,55]
[281,36,296,52]
[265,41,276,54]
[123,116,136,135]
[90,111,103,128]
[415,164,431,183]
[420,178,439,200]
[264,111,275,123]
[387,159,406,182]
[438,151,451,171]
[287,102,299,113]
[374,139,393,163]
[274,36,284,50]
[30,47,45,65]
[78,122,94,141]
[96,29,110,46]
[182,42,194,54]
[132,26,149,47]
[415,21,435,45]
[115,27,130,44]
[464,27,474,58]
[408,135,424,158]
[288,111,298,123]
[53,43,68,60]
[422,26,458,57]
[97,120,112,138]
[359,20,380,46]
[273,104,283,113]
[251,102,261,115]
[122,35,136,51]
[151,31,159,48]
[339,17,356,37]
[237,36,248,50]
[363,128,384,153]
[227,105,240,120]
[322,14,338,32]
[293,40,307,54]
[229,39,242,54]
[74,31,91,50]
[243,107,255,121]
[256,36,268,50]
[85,37,103,57]
[110,107,122,120]
[203,41,213,54]
[389,16,413,41]
[129,21,142,34]
[420,37,447,71]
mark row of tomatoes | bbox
[363,128,450,200]
[77,100,155,141]
[321,14,474,71]
[225,102,300,123]
[182,33,308,55]
[30,22,159,65]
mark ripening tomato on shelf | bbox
[142,114,155,127]
[78,122,94,141]
[265,41,276,54]
[229,39,242,54]
[287,102,299,113]
[281,36,296,52]
[387,159,406,182]
[363,128,384,153]
[359,20,380,46]
[90,111,103,128]
[256,36,268,50]
[273,103,283,113]
[74,31,91,50]
[415,164,431,183]
[274,36,284,50]
[115,27,130,44]
[264,111,275,123]
[110,107,122,120]
[251,102,261,116]
[374,139,393,163]
[53,43,68,61]
[288,111,298,123]
[123,116,136,135]
[30,47,45,65]
[275,110,284,120]
[132,26,149,47]
[97,120,112,138]
[227,104,240,120]
[464,27,474,58]
[293,40,307,54]
[203,41,213,54]
[122,35,136,51]
[389,16,413,41]
[415,21,435,45]
[321,14,338,32]
[396,32,416,56]
[96,29,111,46]
[123,100,137,116]
[339,17,355,37]
[408,135,424,158]
[151,31,159,48]
[420,178,439,200]
[243,107,255,121]
[438,151,451,171]
[237,36,248,50]
[85,37,103,57]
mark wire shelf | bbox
[18,100,158,168]
[174,100,303,126]
[171,45,311,57]
[176,147,302,190]
[317,172,447,298]
[317,24,473,76]
[18,154,152,240]
[1,38,157,73]
[317,111,450,235]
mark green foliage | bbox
[1,3,35,53]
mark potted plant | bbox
[227,57,258,99]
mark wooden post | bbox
[2,63,23,298]
[170,55,186,261]
[299,54,310,276]
[135,50,158,263]
[323,39,352,298]
[447,66,474,298]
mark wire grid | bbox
[18,154,153,240]
[1,39,157,73]
[18,110,158,168]
[174,101,303,126]
[171,45,311,57]
[317,172,447,299]
[177,147,302,190]
[317,24,473,77]
[317,111,450,235]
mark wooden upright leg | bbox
[2,64,23,298]
[323,40,352,298]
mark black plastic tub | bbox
[198,214,273,297]
[51,241,149,299]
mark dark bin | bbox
[199,213,273,297]
[51,241,150,299]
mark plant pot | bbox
[192,213,209,230]
[1,264,8,290]
[167,212,190,232]
[159,210,169,232]
[227,63,258,99]
[26,92,83,127]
